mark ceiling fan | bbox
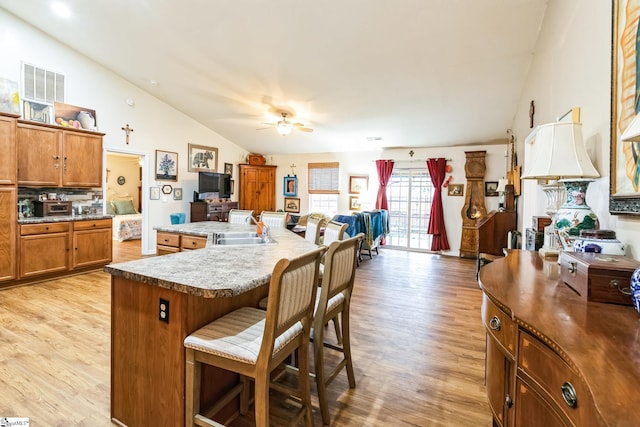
[258,111,314,136]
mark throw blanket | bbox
[332,215,357,237]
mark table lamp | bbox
[521,121,599,257]
[496,178,509,211]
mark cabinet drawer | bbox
[482,294,517,357]
[518,331,596,426]
[180,235,207,250]
[157,245,180,255]
[20,222,70,235]
[157,232,180,248]
[74,218,112,230]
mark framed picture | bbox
[448,184,464,196]
[349,196,361,211]
[155,150,178,181]
[229,179,235,195]
[150,187,160,200]
[173,188,183,200]
[224,162,233,176]
[484,181,499,197]
[284,176,297,196]
[349,175,369,194]
[162,184,173,195]
[188,143,218,173]
[610,0,640,215]
[0,78,20,114]
[54,102,97,130]
[23,100,52,124]
[284,197,300,213]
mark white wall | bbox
[512,0,640,260]
[1,10,248,254]
[273,142,507,256]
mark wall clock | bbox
[117,176,126,185]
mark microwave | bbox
[33,200,73,217]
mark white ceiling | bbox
[0,0,548,155]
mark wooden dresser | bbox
[479,250,640,427]
[190,201,238,222]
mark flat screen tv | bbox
[198,172,231,198]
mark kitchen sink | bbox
[215,236,271,245]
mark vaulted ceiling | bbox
[0,0,548,154]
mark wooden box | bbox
[532,215,552,232]
[247,154,266,165]
[559,251,639,306]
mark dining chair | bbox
[313,233,363,425]
[322,220,348,246]
[184,247,325,427]
[227,209,254,224]
[259,211,288,228]
[305,216,322,245]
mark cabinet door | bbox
[17,123,60,186]
[72,228,112,269]
[256,167,275,213]
[240,166,260,213]
[0,115,17,185]
[0,188,16,281]
[486,334,515,427]
[19,232,70,278]
[61,131,103,187]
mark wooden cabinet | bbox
[72,219,113,269]
[19,222,71,278]
[0,188,17,282]
[0,113,18,283]
[238,164,276,217]
[17,121,104,187]
[479,250,639,427]
[190,201,238,222]
[460,151,487,258]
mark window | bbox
[309,194,338,216]
[307,162,339,215]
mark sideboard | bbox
[190,201,238,222]
[478,249,639,427]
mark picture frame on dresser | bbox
[610,0,640,215]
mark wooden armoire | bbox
[238,164,276,218]
[459,151,487,258]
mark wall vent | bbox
[22,62,65,104]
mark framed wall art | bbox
[23,100,52,124]
[484,181,499,197]
[150,187,160,200]
[448,184,463,196]
[349,196,361,211]
[284,176,297,196]
[155,150,178,181]
[173,188,183,200]
[284,197,300,213]
[349,175,369,194]
[224,162,233,176]
[188,143,218,173]
[229,179,235,195]
[610,0,640,215]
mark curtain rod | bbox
[372,158,452,162]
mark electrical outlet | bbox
[159,298,169,323]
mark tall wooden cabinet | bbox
[238,164,276,217]
[0,113,18,282]
[17,121,104,187]
[460,151,488,258]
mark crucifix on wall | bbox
[121,124,134,144]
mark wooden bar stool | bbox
[184,247,325,427]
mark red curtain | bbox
[375,160,394,210]
[427,158,450,251]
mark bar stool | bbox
[184,247,324,427]
[228,209,254,224]
[313,233,363,425]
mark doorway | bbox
[104,148,149,256]
[385,168,434,250]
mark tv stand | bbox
[190,201,238,222]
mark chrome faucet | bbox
[249,216,270,241]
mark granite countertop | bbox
[18,214,113,224]
[104,222,317,298]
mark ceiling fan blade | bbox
[256,126,273,130]
[297,127,314,133]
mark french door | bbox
[386,168,434,250]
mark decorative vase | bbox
[573,229,625,255]
[555,179,599,250]
[631,267,640,314]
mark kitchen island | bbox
[105,222,316,427]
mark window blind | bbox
[308,162,339,194]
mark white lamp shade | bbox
[521,122,599,179]
[621,113,640,141]
[496,178,508,193]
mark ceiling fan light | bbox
[277,122,292,136]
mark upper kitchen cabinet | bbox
[0,113,18,185]
[17,121,104,188]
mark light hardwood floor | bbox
[0,240,491,426]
